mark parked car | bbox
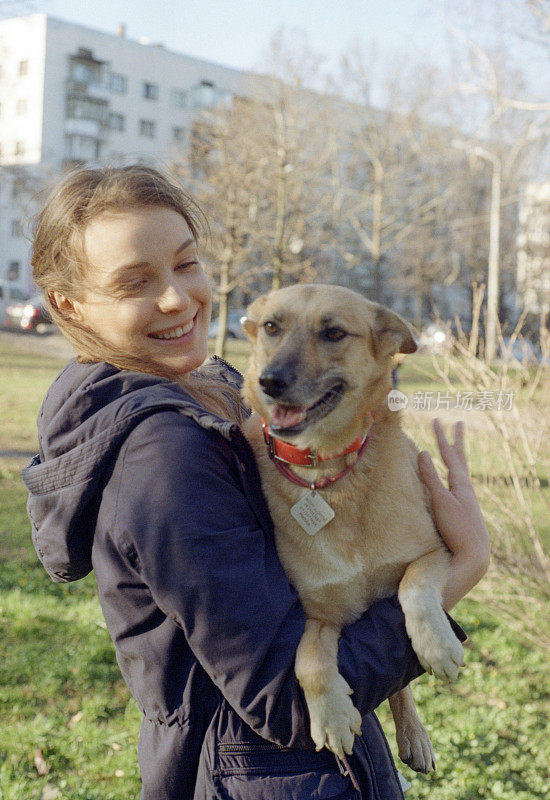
[0,282,28,321]
[208,310,247,340]
[4,294,52,334]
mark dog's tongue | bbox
[271,404,306,429]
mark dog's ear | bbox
[241,294,268,341]
[372,306,417,357]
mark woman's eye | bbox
[322,327,347,342]
[264,320,279,335]
[120,278,147,294]
[176,260,199,270]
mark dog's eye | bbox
[264,320,279,335]
[322,327,347,342]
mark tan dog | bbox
[241,283,464,773]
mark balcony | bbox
[66,78,109,101]
[64,117,102,137]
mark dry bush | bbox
[423,292,550,651]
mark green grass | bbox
[0,340,68,453]
[1,334,548,798]
[0,476,142,800]
[1,476,547,799]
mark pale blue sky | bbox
[40,0,451,73]
[9,0,549,97]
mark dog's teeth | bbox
[272,405,306,429]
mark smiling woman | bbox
[22,164,488,800]
[56,207,212,377]
[31,165,211,379]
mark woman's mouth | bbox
[149,316,196,341]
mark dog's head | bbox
[241,284,416,452]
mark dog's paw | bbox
[307,675,363,758]
[395,716,436,774]
[408,611,465,682]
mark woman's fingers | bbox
[433,419,468,472]
[417,450,448,501]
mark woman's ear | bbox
[49,291,84,322]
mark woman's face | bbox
[71,206,212,376]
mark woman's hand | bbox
[418,418,490,611]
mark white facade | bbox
[517,182,550,316]
[0,14,248,291]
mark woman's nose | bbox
[157,282,189,313]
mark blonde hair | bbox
[32,165,243,423]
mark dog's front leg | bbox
[295,618,362,758]
[389,686,436,773]
[398,548,464,682]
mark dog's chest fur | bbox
[245,413,444,628]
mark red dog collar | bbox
[261,420,368,468]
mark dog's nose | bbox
[259,368,289,398]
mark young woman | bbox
[23,165,489,800]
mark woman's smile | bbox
[149,314,197,341]
[70,207,212,375]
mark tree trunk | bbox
[485,159,502,364]
[371,167,383,302]
[215,251,231,358]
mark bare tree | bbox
[171,34,338,356]
[172,95,266,357]
[251,31,333,291]
[447,26,549,360]
[329,51,456,307]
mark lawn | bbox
[1,334,548,799]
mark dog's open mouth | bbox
[268,382,345,435]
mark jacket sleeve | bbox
[115,411,462,747]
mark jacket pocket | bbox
[213,741,357,800]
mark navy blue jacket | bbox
[22,358,465,800]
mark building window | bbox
[192,80,219,109]
[171,88,187,108]
[11,219,23,237]
[142,82,159,101]
[18,60,28,76]
[172,126,186,144]
[64,133,101,160]
[70,61,101,85]
[7,261,20,281]
[108,72,128,94]
[139,119,156,138]
[16,98,28,115]
[14,141,25,156]
[109,112,125,132]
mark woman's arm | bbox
[418,419,491,611]
[118,411,440,746]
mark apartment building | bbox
[0,13,248,291]
[517,182,550,316]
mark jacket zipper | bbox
[217,742,296,754]
[210,353,242,377]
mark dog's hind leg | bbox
[389,686,436,773]
[295,618,362,758]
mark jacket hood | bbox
[22,358,239,583]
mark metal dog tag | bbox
[290,490,335,535]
